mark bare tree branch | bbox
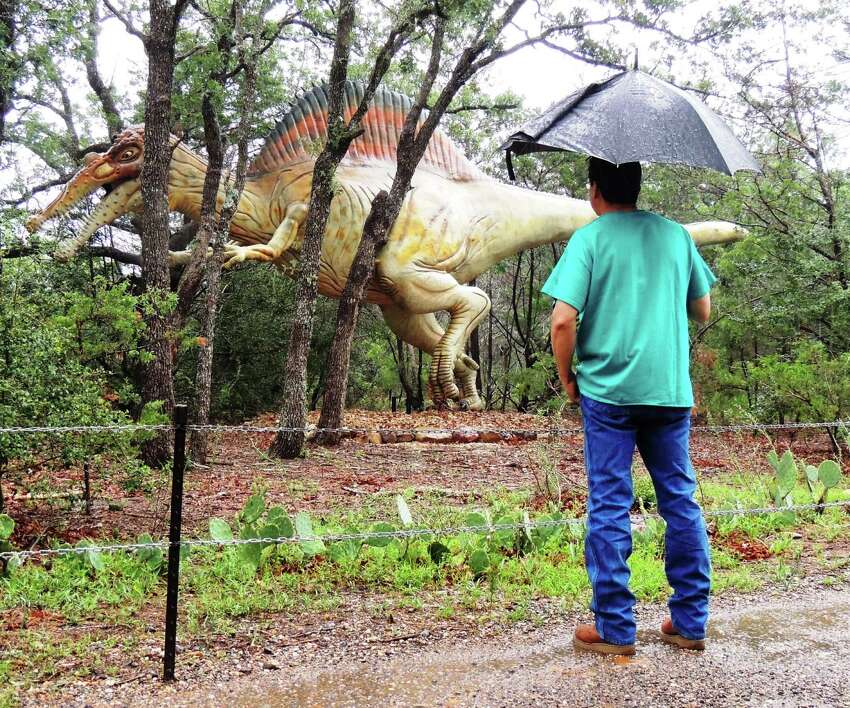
[84,0,123,135]
[1,174,73,205]
[539,38,626,70]
[442,101,519,114]
[102,0,147,45]
[88,245,142,266]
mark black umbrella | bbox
[501,69,760,179]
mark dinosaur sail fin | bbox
[249,81,485,181]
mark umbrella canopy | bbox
[501,69,760,178]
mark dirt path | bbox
[114,580,850,708]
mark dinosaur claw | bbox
[459,353,479,371]
[222,243,278,268]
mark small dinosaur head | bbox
[26,126,147,258]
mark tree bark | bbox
[316,16,448,439]
[187,93,226,463]
[0,0,18,145]
[270,147,343,457]
[139,0,187,466]
[317,190,394,444]
[317,1,546,428]
[189,2,258,462]
[271,0,417,457]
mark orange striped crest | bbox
[248,81,483,181]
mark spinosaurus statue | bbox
[26,82,744,411]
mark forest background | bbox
[1,0,849,476]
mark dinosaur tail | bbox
[453,180,745,283]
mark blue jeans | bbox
[580,395,711,645]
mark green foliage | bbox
[294,511,325,556]
[0,513,20,576]
[209,489,300,571]
[767,448,845,509]
[633,475,658,510]
[209,518,233,542]
[0,262,155,470]
[76,539,105,573]
[135,534,165,574]
[767,450,797,503]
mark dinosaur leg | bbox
[223,202,307,268]
[381,272,490,406]
[381,305,486,411]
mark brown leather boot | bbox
[573,624,636,656]
[659,617,706,650]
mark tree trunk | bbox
[270,148,345,458]
[189,253,223,463]
[270,0,357,459]
[187,94,225,464]
[317,191,394,444]
[188,5,257,462]
[271,0,407,458]
[395,335,413,412]
[0,0,19,145]
[416,349,424,411]
[486,276,494,407]
[139,0,186,466]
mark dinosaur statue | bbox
[26,82,744,411]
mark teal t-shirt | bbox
[541,210,717,407]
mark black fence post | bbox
[83,460,91,515]
[163,404,188,682]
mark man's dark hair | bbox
[587,157,642,205]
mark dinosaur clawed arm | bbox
[223,202,308,269]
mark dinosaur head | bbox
[26,126,146,257]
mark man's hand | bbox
[565,370,580,403]
[551,301,580,404]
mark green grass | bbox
[1,548,159,623]
[2,473,848,698]
[3,477,848,630]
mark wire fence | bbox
[2,411,850,680]
[1,418,848,436]
[4,498,849,564]
[3,415,849,566]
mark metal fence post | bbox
[83,460,91,515]
[163,404,188,682]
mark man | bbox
[543,157,714,656]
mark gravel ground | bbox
[50,574,850,708]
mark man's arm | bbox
[688,293,711,323]
[551,300,580,403]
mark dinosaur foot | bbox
[429,366,460,403]
[458,396,485,412]
[454,354,483,411]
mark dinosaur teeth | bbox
[56,179,141,261]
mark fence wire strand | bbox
[3,499,849,564]
[0,419,848,436]
[2,418,849,564]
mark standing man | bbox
[543,157,715,656]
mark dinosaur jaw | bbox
[26,127,145,235]
[53,178,142,261]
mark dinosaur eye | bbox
[118,148,139,161]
